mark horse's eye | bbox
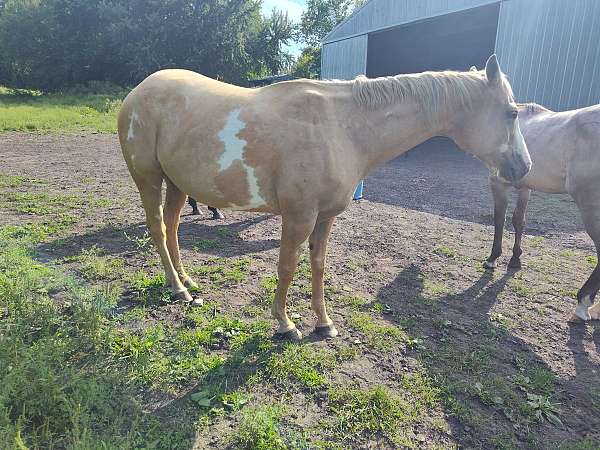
[510,110,518,120]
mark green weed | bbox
[233,404,288,450]
[65,245,125,281]
[326,385,416,447]
[347,311,406,351]
[266,343,337,390]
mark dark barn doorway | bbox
[366,3,500,77]
[365,3,501,158]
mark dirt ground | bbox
[1,133,599,449]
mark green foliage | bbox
[347,311,407,351]
[233,404,287,450]
[266,343,337,390]
[0,226,191,447]
[291,46,321,79]
[0,0,295,91]
[298,0,364,47]
[65,245,125,281]
[326,385,415,446]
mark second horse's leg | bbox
[485,177,509,269]
[508,187,531,269]
[188,196,201,215]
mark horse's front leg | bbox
[508,187,531,269]
[484,177,510,269]
[309,217,338,338]
[271,213,318,341]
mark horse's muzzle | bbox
[500,155,531,182]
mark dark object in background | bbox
[187,197,225,220]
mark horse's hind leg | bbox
[485,177,509,269]
[135,173,191,303]
[570,195,600,322]
[164,179,200,298]
[508,187,531,269]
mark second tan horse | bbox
[118,55,530,340]
[484,102,600,323]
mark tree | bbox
[292,0,364,79]
[247,8,295,79]
[298,0,364,47]
[0,0,295,90]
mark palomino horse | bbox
[118,55,530,340]
[484,102,600,323]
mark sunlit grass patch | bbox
[65,245,125,281]
[0,86,126,133]
[434,246,456,258]
[266,343,337,390]
[0,225,191,447]
[2,191,110,215]
[326,385,418,447]
[347,311,407,352]
[192,257,251,286]
[231,404,308,450]
[127,270,170,304]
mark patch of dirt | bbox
[1,132,599,448]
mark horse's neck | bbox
[353,100,448,173]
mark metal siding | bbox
[324,0,499,43]
[496,0,600,110]
[321,35,368,80]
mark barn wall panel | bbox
[321,36,368,80]
[496,0,600,110]
[324,0,499,43]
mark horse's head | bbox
[450,55,531,182]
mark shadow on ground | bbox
[372,265,600,447]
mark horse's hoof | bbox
[508,258,522,270]
[212,212,225,220]
[171,289,193,304]
[568,313,586,324]
[274,327,303,341]
[314,324,339,339]
[191,210,201,216]
[183,277,199,290]
[483,260,497,270]
[188,297,204,307]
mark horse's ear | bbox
[485,54,501,85]
[469,65,477,72]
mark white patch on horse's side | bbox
[217,108,267,209]
[127,111,140,141]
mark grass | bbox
[0,224,191,447]
[1,135,598,448]
[347,311,407,351]
[0,85,126,133]
[233,404,307,450]
[326,385,418,447]
[266,343,337,390]
[65,245,125,281]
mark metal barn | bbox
[321,0,600,111]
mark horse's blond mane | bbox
[348,70,512,124]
